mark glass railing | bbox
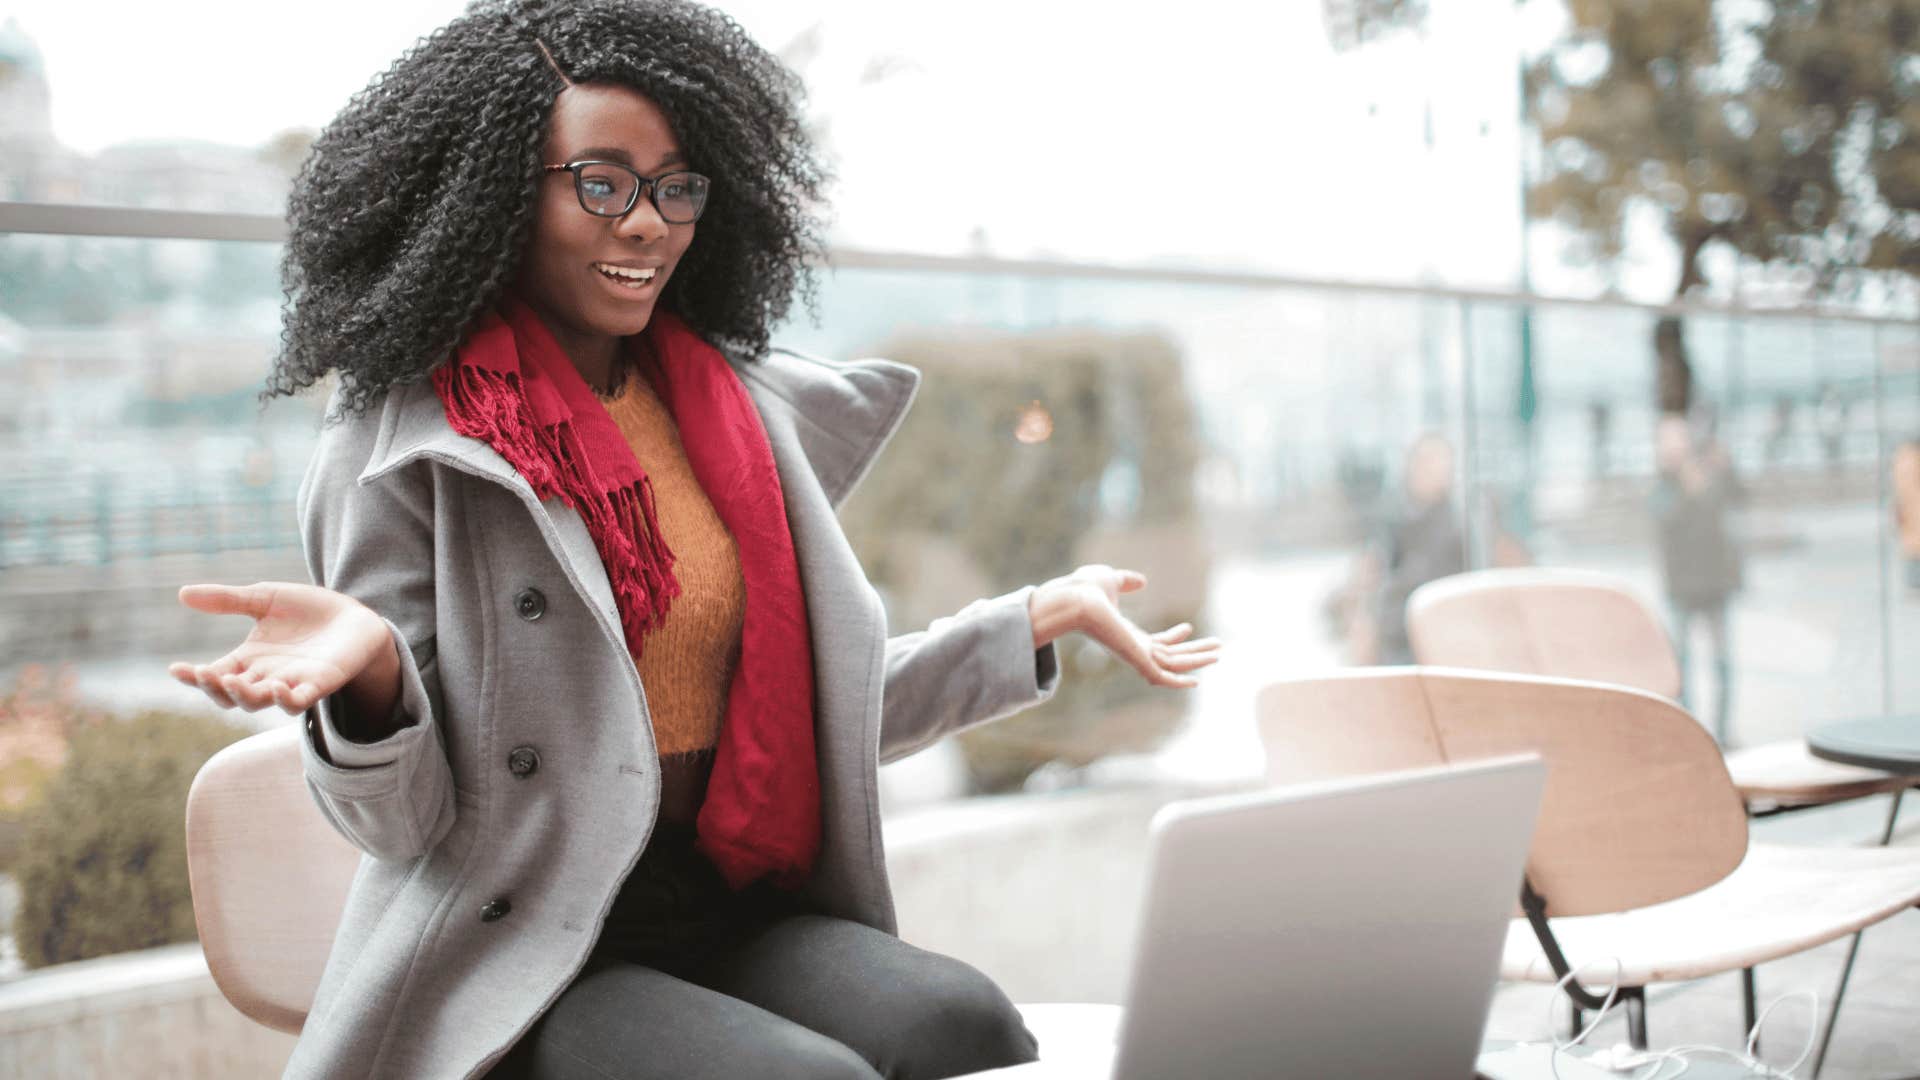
[2,202,1916,977]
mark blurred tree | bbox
[1324,0,1920,413]
[1321,0,1430,50]
[1529,0,1918,411]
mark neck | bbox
[560,334,624,395]
[507,290,630,393]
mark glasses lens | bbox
[654,172,710,224]
[575,164,639,216]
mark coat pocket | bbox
[301,711,458,861]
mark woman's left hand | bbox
[1028,564,1222,689]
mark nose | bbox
[613,185,671,243]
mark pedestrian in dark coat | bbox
[1651,411,1743,744]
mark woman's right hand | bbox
[168,582,397,716]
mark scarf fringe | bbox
[432,361,680,655]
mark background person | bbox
[1651,408,1744,744]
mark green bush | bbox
[842,326,1211,793]
[11,708,245,969]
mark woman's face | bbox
[514,83,697,362]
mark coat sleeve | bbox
[877,585,1062,764]
[294,410,458,862]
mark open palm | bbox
[1047,564,1221,689]
[167,581,389,714]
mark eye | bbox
[581,177,616,198]
[661,180,687,198]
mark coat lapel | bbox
[353,349,920,669]
[355,381,626,640]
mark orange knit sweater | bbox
[600,374,746,828]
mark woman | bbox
[166,3,1218,1078]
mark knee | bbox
[520,1010,877,1080]
[890,963,1038,1080]
[766,1026,884,1080]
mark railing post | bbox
[1458,297,1480,568]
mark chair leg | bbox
[1624,987,1648,1050]
[1801,792,1903,1078]
[1878,789,1905,847]
[1812,930,1869,1079]
[1742,967,1758,1054]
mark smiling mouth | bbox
[594,262,659,289]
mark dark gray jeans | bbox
[486,823,1039,1080]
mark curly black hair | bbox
[261,0,829,419]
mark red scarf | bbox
[431,296,819,891]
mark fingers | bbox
[168,651,243,685]
[1141,663,1201,689]
[269,680,322,713]
[1111,632,1208,690]
[1086,618,1221,687]
[178,582,274,620]
[218,669,318,714]
[189,665,239,710]
[1117,569,1147,593]
[1154,649,1218,674]
[1153,635,1219,666]
[1161,637,1221,655]
[1140,633,1221,687]
[221,671,266,712]
[222,669,321,714]
[169,656,323,714]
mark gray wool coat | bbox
[283,347,1061,1080]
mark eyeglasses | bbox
[542,161,711,224]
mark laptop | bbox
[969,754,1547,1079]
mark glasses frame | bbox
[542,161,711,224]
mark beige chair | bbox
[1404,568,1913,818]
[1256,667,1920,1062]
[185,724,1103,1073]
[184,723,361,1033]
[1404,567,1915,1071]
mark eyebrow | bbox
[569,146,688,171]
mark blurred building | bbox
[0,19,293,211]
[0,17,80,202]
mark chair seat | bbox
[955,1003,1123,1078]
[1503,843,1920,986]
[1724,739,1912,810]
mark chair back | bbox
[1406,568,1681,700]
[1256,667,1747,917]
[185,723,362,1033]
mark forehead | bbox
[545,83,682,162]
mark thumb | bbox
[178,583,272,620]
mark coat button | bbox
[480,897,512,923]
[507,746,540,778]
[514,588,546,621]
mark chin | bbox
[595,302,659,337]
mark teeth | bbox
[595,263,656,281]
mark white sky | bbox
[4,0,1646,297]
